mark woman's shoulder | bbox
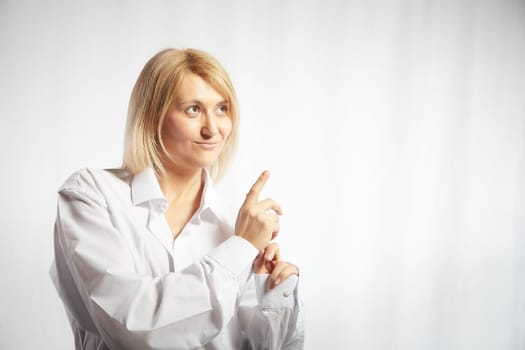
[58,167,132,206]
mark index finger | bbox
[264,242,281,262]
[245,170,269,203]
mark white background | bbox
[1,1,524,349]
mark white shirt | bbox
[50,167,304,350]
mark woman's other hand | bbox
[253,243,299,289]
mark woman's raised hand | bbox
[235,171,282,251]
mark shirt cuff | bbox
[208,236,259,278]
[254,273,298,309]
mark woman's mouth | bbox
[195,141,218,150]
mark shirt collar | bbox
[131,167,219,219]
[131,167,165,206]
[199,168,217,214]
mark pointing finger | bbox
[245,170,269,204]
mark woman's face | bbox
[161,73,232,172]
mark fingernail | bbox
[267,280,273,290]
[275,278,281,285]
[265,253,272,260]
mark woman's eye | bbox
[185,105,200,116]
[216,105,228,115]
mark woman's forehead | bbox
[174,73,227,103]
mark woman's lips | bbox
[195,141,218,150]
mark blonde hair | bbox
[122,48,239,182]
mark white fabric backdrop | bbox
[1,1,524,349]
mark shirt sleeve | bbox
[237,272,305,349]
[54,186,259,350]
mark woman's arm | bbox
[55,188,258,349]
[238,244,305,349]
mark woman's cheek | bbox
[223,118,233,138]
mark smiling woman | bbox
[160,73,233,176]
[122,49,239,181]
[49,48,304,350]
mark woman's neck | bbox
[156,166,204,206]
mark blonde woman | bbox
[50,49,304,349]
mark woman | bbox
[50,48,304,349]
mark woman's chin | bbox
[191,157,219,171]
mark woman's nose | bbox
[201,116,218,139]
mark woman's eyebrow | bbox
[176,99,229,107]
[176,99,201,106]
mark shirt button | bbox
[283,290,291,298]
